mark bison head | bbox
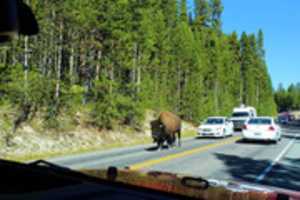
[150,120,164,141]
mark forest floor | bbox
[0,106,196,162]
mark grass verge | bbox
[5,130,196,162]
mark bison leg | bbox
[177,130,181,147]
[166,135,174,148]
[157,138,164,150]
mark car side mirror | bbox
[0,0,39,43]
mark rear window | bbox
[205,118,224,125]
[232,112,249,117]
[248,118,272,125]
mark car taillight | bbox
[242,125,247,130]
[269,126,275,131]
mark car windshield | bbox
[1,0,300,196]
[248,118,272,125]
[205,119,224,125]
[232,112,250,117]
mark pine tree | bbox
[194,0,211,28]
[0,0,279,130]
[209,0,223,33]
[180,0,188,23]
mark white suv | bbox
[198,117,234,138]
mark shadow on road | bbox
[145,145,170,152]
[235,139,274,145]
[214,153,300,191]
[282,134,300,140]
[195,136,223,140]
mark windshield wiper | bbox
[29,159,71,172]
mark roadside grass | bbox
[5,130,196,162]
[0,105,197,162]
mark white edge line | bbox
[255,138,296,182]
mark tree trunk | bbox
[131,43,138,95]
[109,65,114,94]
[42,37,48,75]
[137,48,141,94]
[95,50,102,81]
[55,21,63,100]
[137,63,141,94]
[256,82,260,106]
[176,65,181,113]
[24,36,29,91]
[214,81,219,114]
[69,45,74,84]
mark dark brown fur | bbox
[150,112,181,149]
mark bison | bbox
[150,112,181,149]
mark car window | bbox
[248,118,272,125]
[205,119,224,125]
[232,112,249,117]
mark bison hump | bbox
[159,112,181,133]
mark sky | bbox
[188,0,300,88]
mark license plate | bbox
[254,132,261,136]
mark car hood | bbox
[79,168,300,200]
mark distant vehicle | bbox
[278,112,292,124]
[198,117,233,138]
[278,115,289,124]
[230,105,257,131]
[242,117,281,143]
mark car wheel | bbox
[222,129,226,138]
[278,135,282,141]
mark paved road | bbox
[50,126,300,191]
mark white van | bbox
[230,105,257,131]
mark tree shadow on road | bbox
[214,153,300,191]
[282,134,300,140]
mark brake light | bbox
[269,126,275,131]
[242,125,247,130]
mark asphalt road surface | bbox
[50,126,300,191]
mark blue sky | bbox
[188,0,300,88]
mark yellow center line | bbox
[130,136,241,170]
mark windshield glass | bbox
[248,118,272,125]
[205,118,224,125]
[1,0,300,195]
[232,112,250,117]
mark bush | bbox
[90,93,144,130]
[6,64,56,107]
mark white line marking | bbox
[255,139,295,182]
